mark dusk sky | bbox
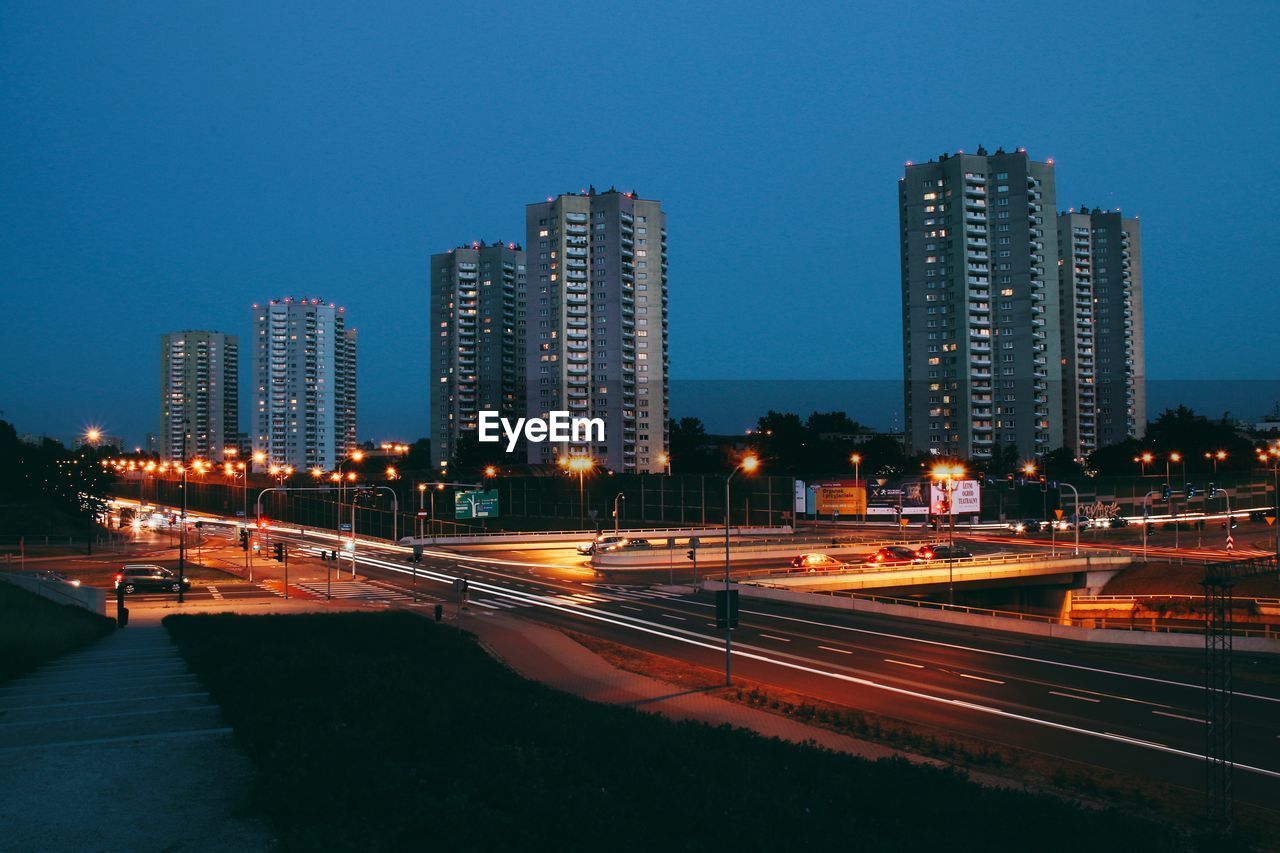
[2,1,1277,446]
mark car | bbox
[790,553,848,572]
[576,535,627,555]
[864,546,920,565]
[1009,518,1045,534]
[604,538,652,552]
[31,570,81,587]
[114,565,191,594]
[915,543,972,561]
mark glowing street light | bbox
[483,465,498,478]
[930,462,966,605]
[723,453,760,686]
[566,455,595,528]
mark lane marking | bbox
[619,605,643,612]
[661,613,686,621]
[342,551,1280,781]
[759,634,791,643]
[819,645,852,655]
[958,673,1006,685]
[885,659,925,669]
[1050,691,1100,703]
[732,607,1280,705]
[1152,711,1206,724]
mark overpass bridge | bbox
[741,552,1131,594]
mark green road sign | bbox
[455,489,500,520]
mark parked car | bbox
[31,570,81,587]
[790,553,848,572]
[864,546,920,565]
[576,535,627,555]
[114,565,191,594]
[915,543,972,561]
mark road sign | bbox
[715,589,739,630]
[1267,517,1276,526]
[455,489,499,519]
[339,522,352,532]
[234,510,246,518]
[1054,508,1064,520]
[416,511,429,518]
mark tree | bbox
[1040,447,1087,483]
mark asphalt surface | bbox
[252,526,1280,812]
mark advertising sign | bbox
[812,480,866,516]
[867,481,930,516]
[455,489,500,520]
[793,480,807,515]
[928,480,981,515]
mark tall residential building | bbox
[900,147,1062,461]
[159,331,239,461]
[525,188,669,473]
[430,241,527,468]
[1057,207,1145,456]
[251,298,357,471]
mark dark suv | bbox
[115,565,191,594]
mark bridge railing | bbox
[736,548,1131,580]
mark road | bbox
[246,524,1280,812]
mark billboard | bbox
[866,481,930,516]
[455,489,500,519]
[812,480,866,516]
[929,479,981,515]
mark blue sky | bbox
[2,0,1277,445]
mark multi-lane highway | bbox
[251,523,1280,811]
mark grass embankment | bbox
[165,611,1183,852]
[0,581,114,683]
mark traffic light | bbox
[686,549,696,560]
[412,545,423,563]
[1161,484,1171,500]
[273,542,284,562]
[1006,473,1014,486]
[239,530,248,550]
[1038,475,1047,490]
[1208,483,1217,498]
[1185,484,1198,498]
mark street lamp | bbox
[724,453,759,686]
[1205,450,1227,475]
[1166,452,1184,549]
[1133,451,1153,477]
[930,462,965,605]
[565,455,595,529]
[613,492,626,534]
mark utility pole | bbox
[178,426,188,603]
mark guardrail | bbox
[737,548,1132,581]
[738,584,1278,639]
[1074,593,1280,606]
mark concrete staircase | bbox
[0,619,273,851]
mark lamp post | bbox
[724,454,760,686]
[930,463,965,606]
[178,427,189,603]
[613,493,625,535]
[1166,452,1182,550]
[657,453,671,522]
[1059,481,1081,555]
[1260,446,1280,561]
[565,455,594,530]
[850,453,862,522]
[1206,450,1227,476]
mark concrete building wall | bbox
[430,242,527,469]
[251,299,355,471]
[901,147,1062,461]
[525,188,668,473]
[159,330,238,461]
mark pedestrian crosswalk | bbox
[295,580,417,603]
[467,585,685,611]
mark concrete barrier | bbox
[590,539,938,569]
[1,573,108,616]
[703,580,1280,653]
[753,555,1130,592]
[407,526,794,550]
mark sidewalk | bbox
[0,611,274,851]
[461,612,943,768]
